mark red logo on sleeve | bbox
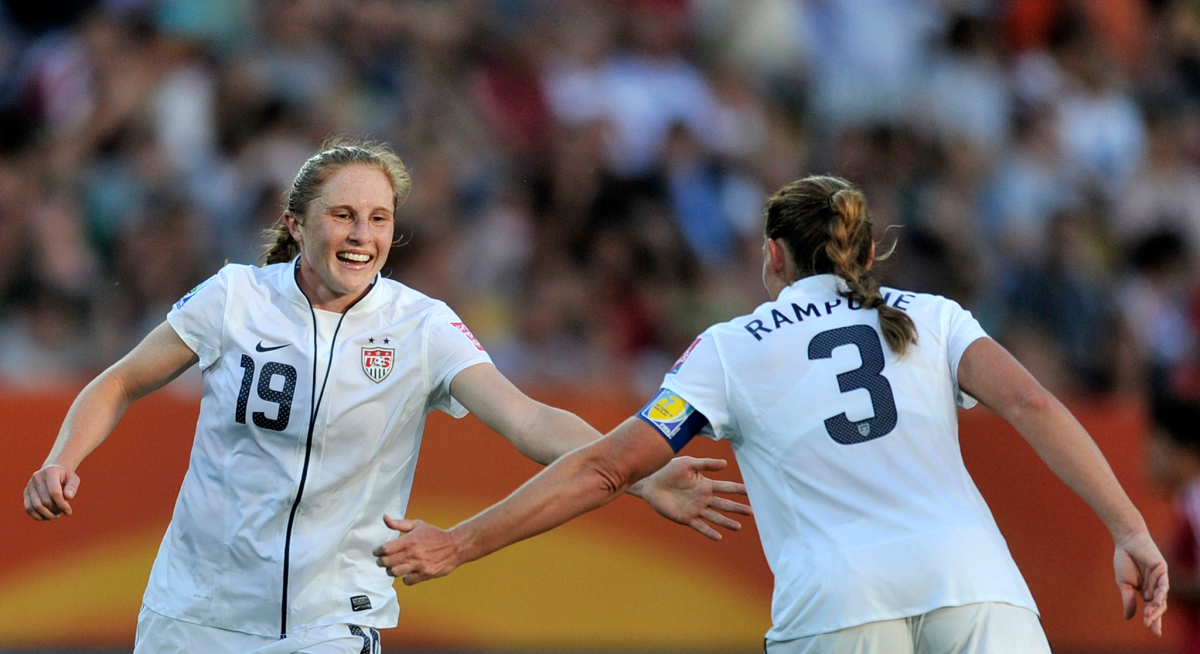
[451,322,485,351]
[669,337,702,374]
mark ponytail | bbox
[825,188,916,356]
[764,175,917,356]
[262,219,300,265]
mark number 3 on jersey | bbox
[808,325,898,445]
[235,354,297,431]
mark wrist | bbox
[1108,514,1148,545]
[42,459,77,473]
[626,478,647,498]
[447,524,475,567]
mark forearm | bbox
[508,405,653,497]
[44,371,136,471]
[511,404,603,465]
[451,442,640,566]
[1008,393,1146,541]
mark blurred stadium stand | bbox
[2,0,1199,652]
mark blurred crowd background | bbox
[1,0,1198,403]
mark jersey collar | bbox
[778,274,844,301]
[276,257,385,314]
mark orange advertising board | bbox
[0,387,1176,651]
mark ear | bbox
[767,238,789,278]
[866,240,876,271]
[283,211,303,244]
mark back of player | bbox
[373,174,1165,654]
[662,275,1036,642]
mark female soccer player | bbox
[378,175,1170,653]
[22,141,750,654]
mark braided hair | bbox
[764,175,917,355]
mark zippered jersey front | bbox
[145,261,491,637]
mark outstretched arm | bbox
[376,416,679,583]
[958,337,1169,635]
[24,321,198,520]
[448,364,750,539]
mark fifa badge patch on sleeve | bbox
[640,389,694,438]
[638,389,708,453]
[668,337,702,374]
[451,322,485,351]
[173,278,211,310]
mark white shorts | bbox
[765,602,1051,654]
[134,605,382,654]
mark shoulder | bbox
[879,286,966,319]
[367,277,461,322]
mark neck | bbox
[295,259,371,313]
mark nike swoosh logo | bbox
[256,341,291,352]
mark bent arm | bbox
[26,322,199,519]
[45,321,198,470]
[958,338,1144,540]
[958,337,1168,633]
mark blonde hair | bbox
[764,175,917,355]
[260,139,411,265]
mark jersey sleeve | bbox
[166,267,230,370]
[941,298,989,409]
[425,305,493,417]
[654,332,733,446]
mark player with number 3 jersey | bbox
[22,141,751,654]
[379,176,1170,654]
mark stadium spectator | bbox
[0,0,1198,408]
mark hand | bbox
[24,464,80,521]
[374,515,464,586]
[638,457,752,540]
[1114,530,1169,636]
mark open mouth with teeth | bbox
[337,252,372,264]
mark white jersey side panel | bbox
[660,275,1036,641]
[147,261,491,636]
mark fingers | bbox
[1143,566,1169,630]
[383,514,418,533]
[700,508,742,531]
[685,458,728,472]
[707,497,753,516]
[377,556,418,578]
[43,474,71,517]
[63,471,80,501]
[1120,582,1137,621]
[25,477,59,520]
[710,480,749,497]
[402,571,430,586]
[688,517,721,541]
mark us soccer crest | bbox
[361,347,395,383]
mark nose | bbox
[348,214,370,243]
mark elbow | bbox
[1010,388,1056,422]
[584,456,635,500]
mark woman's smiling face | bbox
[288,163,395,312]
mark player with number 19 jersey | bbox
[145,260,491,637]
[640,274,1037,642]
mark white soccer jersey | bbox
[145,260,491,638]
[643,274,1037,641]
